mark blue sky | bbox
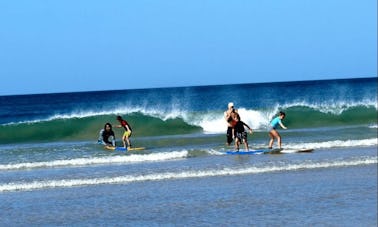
[0,0,376,96]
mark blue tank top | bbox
[270,117,281,129]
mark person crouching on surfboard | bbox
[232,113,253,151]
[268,111,287,149]
[98,122,116,147]
[116,115,132,148]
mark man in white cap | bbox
[224,102,238,146]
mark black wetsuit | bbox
[234,121,248,141]
[102,130,115,144]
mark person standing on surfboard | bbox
[98,122,116,146]
[268,111,287,149]
[224,102,238,146]
[116,115,132,148]
[232,113,253,151]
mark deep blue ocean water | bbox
[0,77,377,226]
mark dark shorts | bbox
[226,127,233,144]
[235,131,247,142]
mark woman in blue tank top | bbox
[268,111,287,149]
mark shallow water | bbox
[0,146,376,226]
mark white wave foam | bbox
[4,100,376,130]
[3,104,192,126]
[194,108,272,133]
[284,138,378,150]
[0,157,376,192]
[0,151,188,171]
[206,149,225,156]
[281,99,377,115]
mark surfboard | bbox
[296,148,314,153]
[104,146,145,152]
[226,148,282,155]
[225,148,314,155]
[280,148,314,153]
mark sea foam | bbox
[0,156,376,192]
[0,150,189,171]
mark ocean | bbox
[0,77,377,226]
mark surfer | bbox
[224,102,238,146]
[232,114,253,151]
[268,111,287,149]
[98,123,116,146]
[116,115,133,148]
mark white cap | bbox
[228,102,234,108]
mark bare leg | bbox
[244,139,249,151]
[235,138,240,151]
[277,133,282,149]
[268,131,275,148]
[122,136,126,148]
[269,129,281,149]
[125,136,131,148]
